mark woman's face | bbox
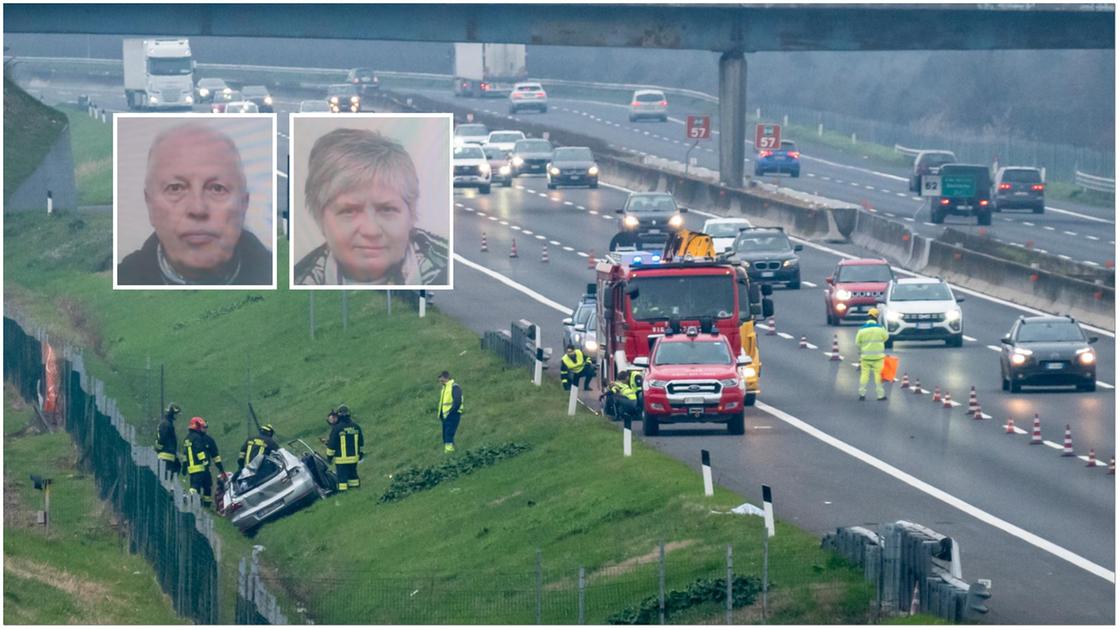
[320,181,415,282]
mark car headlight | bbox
[480,164,491,175]
[351,96,360,104]
[330,96,339,104]
[783,258,799,268]
[647,379,668,389]
[512,156,524,167]
[669,214,684,228]
[885,309,903,323]
[198,87,210,97]
[549,166,560,176]
[149,95,159,104]
[1076,347,1096,364]
[944,308,961,323]
[835,289,852,301]
[584,340,599,353]
[185,95,193,104]
[739,366,757,379]
[499,165,511,175]
[835,302,847,312]
[263,96,273,105]
[1010,352,1030,366]
[623,215,640,228]
[588,165,599,176]
[719,378,740,388]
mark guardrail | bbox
[894,144,923,158]
[1075,170,1115,194]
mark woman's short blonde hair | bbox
[304,128,420,227]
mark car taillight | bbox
[788,151,800,159]
[352,78,359,83]
[998,182,1012,190]
[481,83,490,91]
[940,198,950,205]
[979,199,989,206]
[759,150,773,158]
[1031,184,1045,191]
[535,92,544,98]
[658,100,667,107]
[631,101,640,107]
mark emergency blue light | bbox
[631,257,642,265]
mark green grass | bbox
[61,105,113,206]
[3,77,68,205]
[2,388,185,624]
[1044,180,1114,208]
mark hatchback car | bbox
[616,192,686,245]
[510,138,554,177]
[701,218,752,253]
[485,130,526,153]
[754,140,800,177]
[878,278,964,347]
[299,99,331,113]
[327,83,361,113]
[992,167,1045,214]
[216,440,336,533]
[930,163,992,225]
[346,67,380,95]
[1000,316,1097,392]
[728,227,802,289]
[210,90,242,112]
[483,146,514,187]
[562,291,599,357]
[223,100,260,114]
[453,144,492,194]
[548,146,599,189]
[195,77,232,104]
[824,258,893,325]
[909,150,957,193]
[241,85,274,113]
[454,123,491,147]
[629,89,668,122]
[509,82,548,114]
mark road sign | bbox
[686,115,710,140]
[755,123,781,150]
[942,175,976,197]
[920,175,942,197]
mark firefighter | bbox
[325,404,364,491]
[856,307,890,401]
[437,371,464,453]
[181,416,224,508]
[154,402,181,481]
[238,424,279,470]
[603,368,642,422]
[561,345,594,391]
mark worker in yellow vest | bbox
[438,371,464,454]
[561,345,594,391]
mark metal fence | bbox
[1075,169,1115,193]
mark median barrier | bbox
[940,227,1112,286]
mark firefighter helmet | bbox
[188,416,207,431]
[336,404,351,417]
[166,402,181,418]
[260,423,274,436]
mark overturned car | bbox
[216,439,336,533]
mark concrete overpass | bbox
[7,3,1112,185]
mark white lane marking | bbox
[1097,381,1115,390]
[276,170,288,179]
[802,280,818,288]
[1058,254,1073,260]
[912,196,922,201]
[535,234,546,240]
[986,345,1002,352]
[1042,440,1063,450]
[1022,221,1035,226]
[589,210,599,215]
[868,208,878,213]
[821,176,832,181]
[1044,226,1056,231]
[850,182,860,187]
[576,205,586,210]
[807,173,816,177]
[576,251,589,257]
[804,342,819,350]
[454,255,572,315]
[776,332,794,340]
[1083,260,1099,266]
[1086,235,1100,240]
[880,189,892,194]
[963,335,977,342]
[822,351,843,359]
[865,185,875,190]
[601,215,614,220]
[755,401,1116,584]
[923,222,936,227]
[562,246,574,252]
[896,192,908,197]
[902,217,915,223]
[885,212,896,218]
[549,240,561,246]
[520,228,532,234]
[563,201,574,206]
[1046,205,1114,225]
[525,188,536,194]
[797,154,908,182]
[1064,231,1078,236]
[495,218,505,223]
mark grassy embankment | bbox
[63,104,113,206]
[3,76,67,207]
[2,388,184,624]
[1,105,878,624]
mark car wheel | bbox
[977,211,992,226]
[727,412,746,436]
[509,107,517,115]
[744,393,756,407]
[827,310,837,326]
[660,115,668,123]
[791,169,800,178]
[642,411,659,436]
[590,180,599,189]
[992,204,1002,212]
[541,105,548,113]
[547,182,557,190]
[931,207,945,224]
[503,180,512,188]
[628,115,636,123]
[884,337,894,349]
[947,334,963,348]
[1001,375,1010,391]
[788,274,801,290]
[754,167,763,176]
[1032,204,1045,214]
[1010,381,1022,393]
[480,184,491,194]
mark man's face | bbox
[439,376,449,385]
[320,181,414,283]
[144,129,249,280]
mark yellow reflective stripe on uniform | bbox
[335,429,360,464]
[158,452,176,461]
[440,380,463,415]
[186,444,206,474]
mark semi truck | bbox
[453,43,527,98]
[123,38,195,111]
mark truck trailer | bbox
[123,38,195,111]
[453,43,527,98]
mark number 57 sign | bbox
[755,123,781,150]
[686,115,710,140]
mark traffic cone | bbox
[540,244,550,263]
[829,335,841,361]
[942,391,953,408]
[1030,414,1042,445]
[1005,417,1015,434]
[509,239,519,258]
[932,386,941,402]
[909,580,920,615]
[587,251,597,269]
[912,378,922,394]
[766,317,776,336]
[799,336,808,349]
[972,406,983,421]
[1061,425,1073,456]
[480,232,489,252]
[1086,448,1097,467]
[900,373,910,390]
[1108,457,1115,475]
[966,386,979,415]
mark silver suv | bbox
[629,89,668,122]
[509,82,548,114]
[878,278,965,347]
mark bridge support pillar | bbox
[718,50,746,188]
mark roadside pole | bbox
[533,324,543,386]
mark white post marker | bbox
[533,325,542,386]
[701,449,714,497]
[623,418,632,457]
[761,484,774,620]
[567,384,578,416]
[818,122,823,137]
[46,190,53,215]
[418,290,427,319]
[950,538,962,580]
[762,484,775,537]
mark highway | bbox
[20,74,1116,623]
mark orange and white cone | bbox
[1086,448,1097,467]
[540,244,550,263]
[480,232,489,252]
[1005,417,1016,434]
[972,406,983,421]
[966,386,979,415]
[912,378,923,394]
[900,373,910,390]
[799,336,808,349]
[766,317,776,336]
[829,335,842,361]
[509,239,519,258]
[1061,425,1073,456]
[1030,414,1042,445]
[1108,457,1115,475]
[932,386,941,402]
[942,391,953,408]
[587,251,597,269]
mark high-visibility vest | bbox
[609,381,638,400]
[335,426,361,464]
[440,380,464,416]
[561,350,587,372]
[855,319,889,359]
[183,432,220,474]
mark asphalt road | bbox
[23,75,1117,623]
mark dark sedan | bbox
[1000,316,1098,392]
[547,146,599,189]
[615,192,686,246]
[510,139,554,177]
[727,227,802,289]
[241,85,274,113]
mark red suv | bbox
[824,259,894,325]
[633,324,750,436]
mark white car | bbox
[299,99,331,113]
[223,100,259,114]
[629,89,668,122]
[701,218,752,253]
[485,130,526,153]
[509,82,548,114]
[454,123,491,147]
[877,277,965,348]
[453,144,492,194]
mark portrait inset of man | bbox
[291,115,452,289]
[114,116,275,288]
